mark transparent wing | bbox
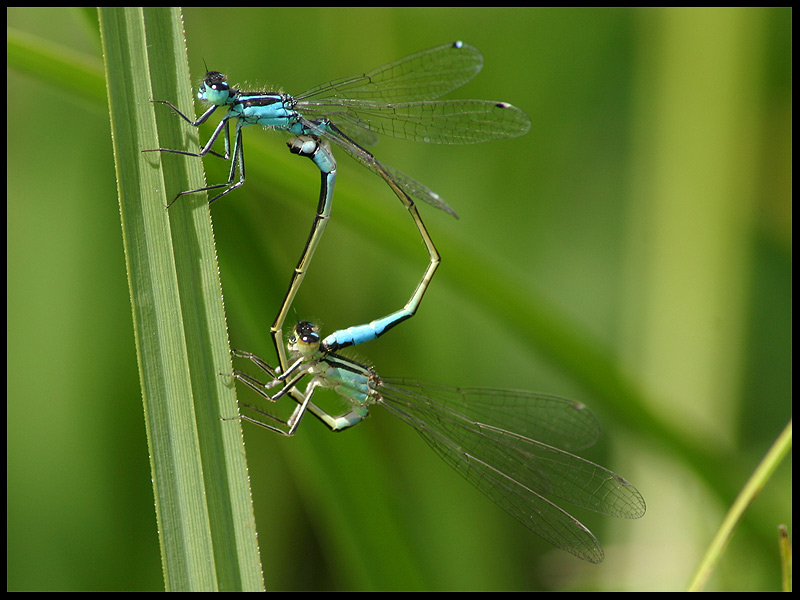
[300,98,531,146]
[377,379,646,563]
[291,43,530,216]
[293,41,531,146]
[299,118,459,217]
[295,41,484,104]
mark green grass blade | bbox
[98,6,263,591]
[779,524,792,592]
[687,420,793,591]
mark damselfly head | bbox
[197,70,233,105]
[289,321,321,357]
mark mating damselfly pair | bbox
[147,41,644,563]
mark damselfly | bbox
[229,321,646,564]
[146,42,530,373]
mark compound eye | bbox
[289,321,321,356]
[294,321,320,344]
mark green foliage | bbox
[7,6,791,591]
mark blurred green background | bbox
[7,6,791,591]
